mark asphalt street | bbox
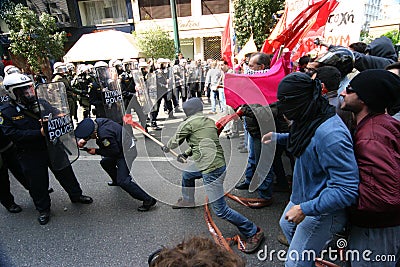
[0,100,292,267]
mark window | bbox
[138,0,191,20]
[203,36,221,60]
[78,0,128,26]
[201,0,229,15]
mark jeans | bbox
[280,201,347,267]
[243,135,274,199]
[181,165,257,238]
[349,225,400,267]
[210,89,220,112]
[218,87,226,112]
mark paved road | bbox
[0,102,292,267]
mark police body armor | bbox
[95,66,125,124]
[35,82,79,170]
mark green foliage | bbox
[381,30,400,45]
[233,0,284,50]
[3,4,66,72]
[133,26,175,61]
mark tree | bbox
[133,26,175,61]
[233,0,284,50]
[381,29,400,46]
[2,4,66,73]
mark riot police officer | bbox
[52,62,78,122]
[72,65,92,118]
[0,73,93,225]
[75,118,157,211]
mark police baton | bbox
[123,114,186,163]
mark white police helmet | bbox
[4,65,22,76]
[94,61,108,69]
[53,62,67,74]
[3,73,34,101]
[66,62,75,72]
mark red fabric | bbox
[224,52,290,109]
[215,113,240,135]
[291,0,339,61]
[221,15,233,68]
[261,0,336,54]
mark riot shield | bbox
[132,70,153,114]
[146,72,158,112]
[155,67,174,100]
[173,65,187,99]
[35,82,79,170]
[0,77,11,105]
[95,66,125,124]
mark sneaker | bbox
[235,180,249,190]
[242,227,265,253]
[172,197,195,209]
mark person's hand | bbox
[261,132,274,144]
[86,148,96,155]
[285,205,305,224]
[40,127,46,136]
[177,153,188,163]
[77,139,87,148]
[161,146,170,153]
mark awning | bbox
[63,30,145,62]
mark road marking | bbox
[77,156,173,162]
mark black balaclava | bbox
[277,72,336,157]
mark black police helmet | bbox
[75,118,95,139]
[317,47,355,78]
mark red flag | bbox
[291,0,339,61]
[261,0,337,54]
[224,52,290,109]
[221,15,233,68]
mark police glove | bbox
[177,153,188,163]
[161,146,170,153]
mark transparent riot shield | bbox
[35,82,79,170]
[95,66,125,124]
[132,70,153,114]
[173,64,187,100]
[0,77,11,105]
[146,72,158,112]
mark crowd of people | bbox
[0,35,399,266]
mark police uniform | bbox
[0,130,29,212]
[0,101,89,214]
[75,118,156,211]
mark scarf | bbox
[277,72,336,157]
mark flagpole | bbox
[229,1,235,65]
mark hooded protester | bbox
[166,97,265,254]
[262,72,359,267]
[352,36,398,72]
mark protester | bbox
[340,69,400,267]
[262,72,359,266]
[166,98,264,254]
[385,62,400,121]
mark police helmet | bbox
[94,61,108,69]
[77,64,90,75]
[3,73,34,101]
[53,62,67,74]
[4,65,22,76]
[75,118,96,139]
[66,62,75,72]
[317,47,355,78]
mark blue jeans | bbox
[280,201,347,267]
[349,225,400,267]
[182,165,257,238]
[243,135,274,199]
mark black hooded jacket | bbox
[353,36,398,72]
